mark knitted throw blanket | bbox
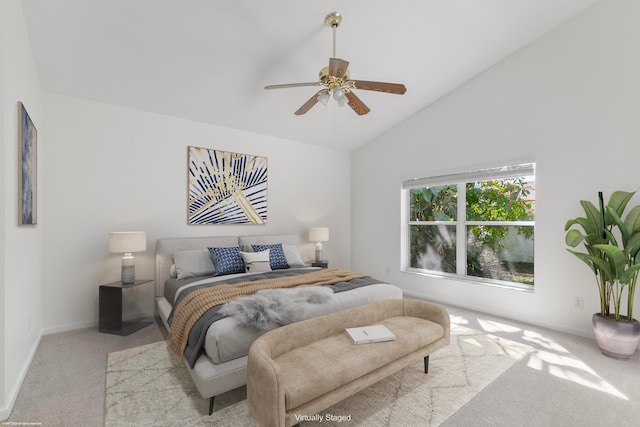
[167,268,369,357]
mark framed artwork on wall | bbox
[18,102,37,225]
[188,146,268,225]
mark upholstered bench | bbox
[247,298,450,427]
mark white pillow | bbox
[173,249,215,279]
[240,250,272,273]
[283,244,305,267]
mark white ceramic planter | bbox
[592,313,640,359]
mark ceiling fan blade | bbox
[344,91,371,115]
[352,80,407,94]
[328,58,350,78]
[294,92,321,115]
[264,82,320,90]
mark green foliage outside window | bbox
[409,185,457,222]
[409,178,535,285]
[466,178,534,245]
[409,185,457,273]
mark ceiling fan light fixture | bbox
[317,91,330,105]
[333,87,349,107]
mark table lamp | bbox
[309,227,329,262]
[109,231,146,284]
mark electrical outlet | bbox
[574,296,584,309]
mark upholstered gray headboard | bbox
[154,234,299,297]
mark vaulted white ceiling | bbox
[22,0,596,151]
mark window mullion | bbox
[456,182,466,277]
[466,221,535,226]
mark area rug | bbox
[105,324,532,426]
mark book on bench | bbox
[345,325,396,344]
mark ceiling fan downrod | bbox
[325,11,342,58]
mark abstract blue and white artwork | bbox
[188,146,268,225]
[19,102,37,225]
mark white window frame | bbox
[401,163,535,291]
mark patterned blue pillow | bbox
[252,243,289,270]
[208,246,245,276]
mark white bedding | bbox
[158,269,403,364]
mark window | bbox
[403,163,535,289]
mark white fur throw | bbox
[219,286,334,331]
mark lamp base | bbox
[315,242,324,262]
[121,253,135,284]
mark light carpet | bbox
[105,324,532,426]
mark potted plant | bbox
[565,190,640,359]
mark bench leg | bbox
[209,396,215,415]
[424,355,430,374]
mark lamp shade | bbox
[109,231,146,253]
[309,227,329,242]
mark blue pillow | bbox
[208,246,244,276]
[252,243,289,270]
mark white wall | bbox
[0,0,45,419]
[0,10,6,416]
[352,0,640,338]
[42,93,351,332]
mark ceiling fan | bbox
[264,12,407,116]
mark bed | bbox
[154,234,403,414]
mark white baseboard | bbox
[0,331,43,421]
[43,319,96,335]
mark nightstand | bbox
[312,261,329,268]
[99,279,154,335]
